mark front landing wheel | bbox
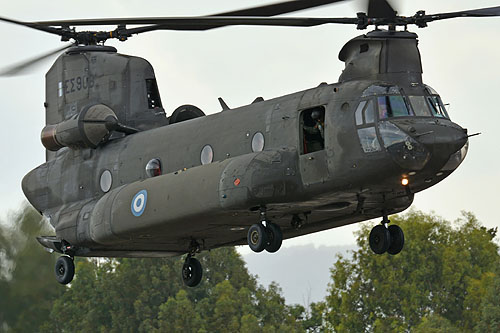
[265,222,283,253]
[387,225,405,255]
[369,225,391,254]
[55,256,75,285]
[182,257,203,287]
[247,223,268,253]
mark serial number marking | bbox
[61,76,95,96]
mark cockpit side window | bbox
[355,100,376,125]
[357,127,381,153]
[355,99,381,153]
[425,85,449,119]
[364,100,375,124]
[355,101,366,126]
[427,95,448,118]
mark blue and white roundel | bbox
[131,190,147,217]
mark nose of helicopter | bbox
[409,120,469,170]
[382,119,469,173]
[416,123,467,152]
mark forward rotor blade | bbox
[35,0,348,28]
[367,0,397,18]
[0,44,73,76]
[425,6,500,22]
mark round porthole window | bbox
[252,132,265,152]
[201,145,213,165]
[145,158,162,177]
[100,169,112,193]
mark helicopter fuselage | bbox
[20,30,469,258]
[23,76,468,257]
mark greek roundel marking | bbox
[131,190,148,217]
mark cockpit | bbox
[354,83,468,174]
[358,84,449,121]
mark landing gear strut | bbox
[55,255,75,285]
[181,240,203,287]
[247,206,283,253]
[369,214,404,255]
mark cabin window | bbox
[145,158,162,177]
[100,169,112,193]
[146,79,162,109]
[301,106,325,154]
[201,145,214,165]
[252,132,265,152]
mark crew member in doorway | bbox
[303,107,325,153]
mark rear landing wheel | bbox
[182,257,203,287]
[55,256,74,285]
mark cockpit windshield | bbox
[377,95,414,119]
[361,84,449,120]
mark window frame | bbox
[354,98,382,154]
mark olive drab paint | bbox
[22,29,468,258]
[43,46,168,160]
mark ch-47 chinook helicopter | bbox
[0,0,496,287]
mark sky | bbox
[0,0,499,253]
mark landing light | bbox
[401,178,409,186]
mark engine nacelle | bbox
[41,104,117,151]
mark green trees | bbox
[43,248,304,332]
[321,210,499,332]
[1,205,498,332]
[0,205,63,332]
[474,258,500,332]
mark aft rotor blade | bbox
[213,0,349,17]
[0,16,64,36]
[0,44,73,76]
[35,0,349,27]
[120,17,358,36]
[367,0,397,18]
